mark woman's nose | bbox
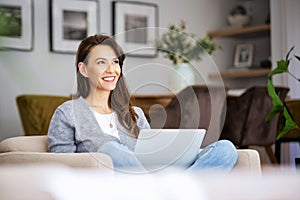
[105,63,114,72]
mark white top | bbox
[90,109,120,140]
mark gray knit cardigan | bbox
[48,97,150,153]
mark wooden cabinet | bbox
[208,24,271,87]
[130,94,174,117]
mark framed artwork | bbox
[233,44,254,68]
[0,0,33,51]
[112,1,158,57]
[50,0,98,53]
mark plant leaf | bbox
[265,80,284,122]
[285,46,294,61]
[276,107,299,139]
[295,54,300,62]
[268,60,289,77]
[268,47,295,77]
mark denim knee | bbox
[215,140,238,165]
[188,139,238,171]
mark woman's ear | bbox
[78,62,88,77]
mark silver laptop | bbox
[134,129,206,171]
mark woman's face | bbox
[79,45,121,92]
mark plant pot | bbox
[227,15,250,27]
[169,63,195,93]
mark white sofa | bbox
[0,135,261,174]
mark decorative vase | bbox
[227,15,250,27]
[169,63,195,93]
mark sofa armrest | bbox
[0,136,48,152]
[0,152,113,173]
[233,149,261,175]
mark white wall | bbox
[0,0,77,140]
[285,0,300,99]
[0,0,235,140]
[271,0,300,99]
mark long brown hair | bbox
[75,34,139,138]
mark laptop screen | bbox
[134,129,206,171]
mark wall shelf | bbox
[209,68,271,79]
[208,24,271,38]
[208,23,271,87]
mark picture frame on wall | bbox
[112,1,158,57]
[50,0,98,53]
[0,0,33,51]
[233,44,254,68]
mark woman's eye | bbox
[112,60,119,64]
[97,60,105,65]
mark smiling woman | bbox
[48,34,146,151]
[47,34,238,174]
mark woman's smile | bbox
[102,76,116,82]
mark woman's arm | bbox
[48,108,77,153]
[134,107,151,130]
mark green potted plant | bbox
[156,20,218,92]
[266,47,300,139]
[157,20,217,65]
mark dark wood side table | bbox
[130,94,175,119]
[275,100,300,164]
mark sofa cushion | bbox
[0,136,48,153]
[0,152,113,171]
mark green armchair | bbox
[16,94,71,136]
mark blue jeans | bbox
[187,140,238,172]
[98,140,238,173]
[98,141,146,174]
